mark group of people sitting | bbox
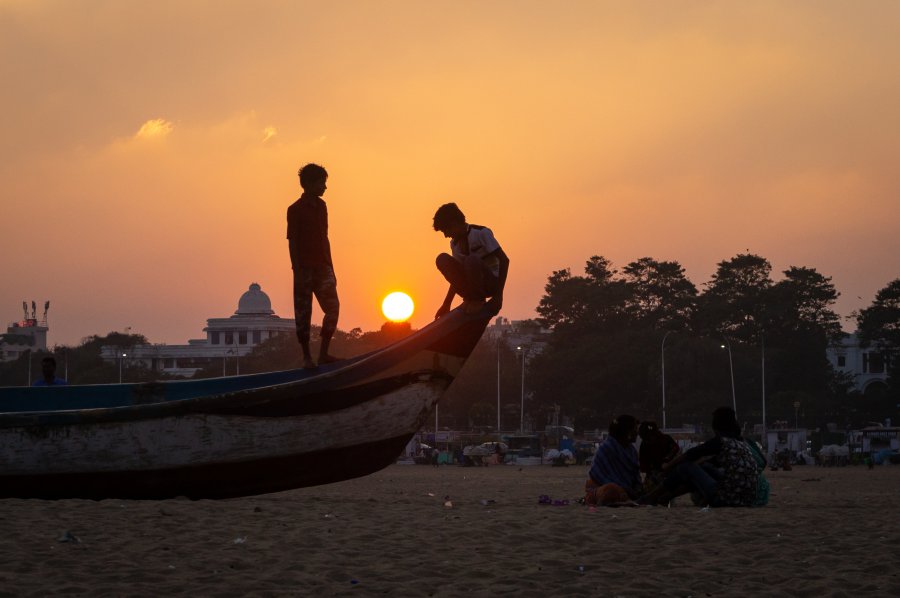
[585,407,769,508]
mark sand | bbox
[0,464,898,597]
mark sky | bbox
[1,1,899,347]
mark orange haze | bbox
[1,1,899,346]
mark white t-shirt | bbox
[450,225,501,276]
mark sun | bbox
[382,292,414,322]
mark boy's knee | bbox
[436,253,454,271]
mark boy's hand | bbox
[435,303,451,319]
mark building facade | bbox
[826,333,890,394]
[100,283,295,377]
[1,301,49,362]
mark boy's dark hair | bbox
[638,421,659,439]
[433,203,465,231]
[711,407,742,438]
[298,163,328,190]
[42,356,56,366]
[609,414,639,439]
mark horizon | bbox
[2,1,899,347]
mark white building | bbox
[101,283,295,377]
[826,333,889,394]
[1,301,49,362]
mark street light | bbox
[119,352,127,384]
[661,331,673,430]
[720,340,736,416]
[496,336,501,433]
[760,333,767,452]
[516,345,526,433]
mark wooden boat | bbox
[0,309,489,500]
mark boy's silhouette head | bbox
[298,163,328,195]
[433,202,467,239]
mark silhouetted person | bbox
[287,163,340,369]
[432,203,509,318]
[33,356,67,386]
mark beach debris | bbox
[57,531,81,544]
[426,492,435,497]
[538,494,552,505]
[233,536,247,544]
[479,499,496,506]
[324,513,335,519]
[700,506,711,512]
[577,565,585,575]
[350,579,359,585]
[443,500,453,508]
[552,499,569,506]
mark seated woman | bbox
[585,415,643,506]
[638,421,681,493]
[647,407,759,507]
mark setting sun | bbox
[382,292,414,322]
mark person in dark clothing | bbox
[645,407,759,507]
[32,356,67,386]
[584,414,643,505]
[287,163,340,369]
[637,421,680,492]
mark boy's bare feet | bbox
[302,357,316,369]
[318,354,342,365]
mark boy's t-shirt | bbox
[286,193,332,269]
[450,225,501,276]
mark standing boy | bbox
[287,163,340,368]
[432,202,509,318]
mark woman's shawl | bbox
[588,437,642,497]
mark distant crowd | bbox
[586,407,769,508]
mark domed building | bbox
[203,283,291,347]
[101,283,295,377]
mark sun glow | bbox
[381,292,414,322]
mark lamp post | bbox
[661,331,673,430]
[118,352,127,384]
[720,339,736,416]
[760,333,767,452]
[496,336,501,433]
[516,345,526,433]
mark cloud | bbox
[262,126,277,143]
[134,118,174,139]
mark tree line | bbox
[510,253,898,434]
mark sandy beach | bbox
[0,464,898,597]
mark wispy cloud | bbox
[135,118,174,139]
[262,126,277,142]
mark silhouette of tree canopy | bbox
[856,278,900,412]
[527,252,860,432]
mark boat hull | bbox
[0,310,490,499]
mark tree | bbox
[768,266,842,343]
[622,257,697,329]
[857,279,900,416]
[857,279,900,352]
[696,253,772,343]
[537,256,629,331]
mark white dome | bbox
[235,283,274,315]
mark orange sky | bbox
[2,1,899,346]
